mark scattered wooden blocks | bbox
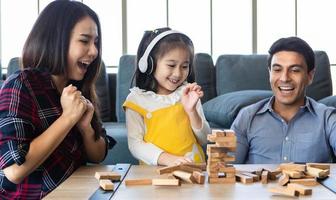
[240,172,260,182]
[306,166,329,178]
[282,169,303,178]
[278,173,289,186]
[268,186,299,197]
[99,179,114,191]
[287,183,312,195]
[173,170,194,183]
[192,171,205,184]
[279,163,306,172]
[261,171,269,184]
[152,178,180,186]
[125,179,152,186]
[157,165,181,175]
[235,173,253,184]
[95,171,121,181]
[289,178,318,186]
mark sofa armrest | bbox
[102,122,138,165]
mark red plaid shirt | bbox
[0,68,107,199]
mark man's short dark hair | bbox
[267,37,315,72]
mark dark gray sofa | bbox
[5,51,335,165]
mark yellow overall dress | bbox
[123,101,205,163]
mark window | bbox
[212,0,252,61]
[127,0,166,55]
[257,0,295,53]
[0,0,37,69]
[297,0,336,64]
[84,0,122,66]
[169,0,210,54]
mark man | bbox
[231,37,336,164]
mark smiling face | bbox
[269,51,315,110]
[153,47,190,95]
[67,16,98,81]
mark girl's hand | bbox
[158,152,193,166]
[76,97,94,132]
[172,156,193,166]
[60,85,87,125]
[181,83,204,114]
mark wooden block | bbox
[268,187,299,197]
[173,170,194,183]
[182,163,206,171]
[179,165,202,173]
[208,172,219,178]
[152,179,180,186]
[279,163,306,172]
[208,177,235,184]
[306,166,329,178]
[278,173,289,186]
[208,155,235,163]
[95,171,121,181]
[289,178,317,186]
[211,129,226,137]
[287,183,312,195]
[125,179,152,186]
[252,168,264,176]
[213,136,237,143]
[261,171,269,184]
[215,141,236,148]
[225,173,236,178]
[223,129,235,136]
[99,179,114,191]
[192,171,205,184]
[235,173,253,184]
[209,152,228,158]
[157,165,181,175]
[263,168,282,180]
[282,170,303,178]
[306,163,330,170]
[207,144,236,153]
[218,167,236,173]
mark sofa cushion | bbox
[203,90,273,128]
[194,53,216,103]
[306,51,332,100]
[116,55,136,122]
[96,61,112,122]
[102,122,138,164]
[318,96,336,108]
[215,54,271,96]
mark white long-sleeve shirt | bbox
[124,85,211,165]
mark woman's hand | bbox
[76,96,94,132]
[60,84,87,125]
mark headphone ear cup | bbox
[147,56,154,74]
[138,56,148,73]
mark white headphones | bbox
[138,30,181,73]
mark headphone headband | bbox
[138,30,181,73]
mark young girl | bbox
[124,27,211,166]
[0,0,115,198]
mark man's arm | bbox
[230,109,249,164]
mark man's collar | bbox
[256,96,314,115]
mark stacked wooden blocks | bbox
[207,129,237,184]
[268,163,330,197]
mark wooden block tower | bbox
[206,129,237,183]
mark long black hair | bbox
[22,0,103,139]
